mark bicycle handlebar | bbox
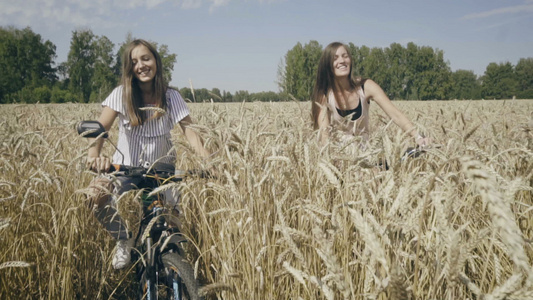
[400,147,426,161]
[105,163,211,182]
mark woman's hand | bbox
[415,135,430,148]
[87,156,112,173]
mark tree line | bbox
[1,26,532,104]
[278,41,533,100]
[0,26,284,104]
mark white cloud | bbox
[0,0,162,29]
[181,0,202,9]
[462,3,533,20]
[209,0,231,13]
[0,0,280,29]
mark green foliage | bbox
[450,70,481,99]
[250,91,285,102]
[90,36,117,102]
[515,58,533,99]
[481,62,517,99]
[66,30,96,102]
[384,43,408,100]
[178,86,282,102]
[221,90,234,102]
[179,87,195,102]
[2,26,532,103]
[156,43,177,84]
[279,40,323,100]
[50,86,78,103]
[0,26,56,103]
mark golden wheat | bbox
[0,100,532,299]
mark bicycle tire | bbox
[161,252,201,300]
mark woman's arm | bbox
[364,79,429,147]
[179,115,210,159]
[87,106,118,171]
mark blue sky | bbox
[1,0,532,93]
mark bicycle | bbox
[78,120,203,300]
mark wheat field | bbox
[0,99,532,299]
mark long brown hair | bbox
[311,42,364,129]
[121,39,167,126]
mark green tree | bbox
[347,43,370,79]
[179,87,194,102]
[404,44,451,100]
[363,47,389,94]
[515,58,533,98]
[90,36,117,102]
[222,90,233,102]
[234,90,250,102]
[210,88,222,101]
[450,70,481,99]
[66,29,96,102]
[481,62,517,99]
[114,33,135,78]
[251,91,282,102]
[156,43,177,84]
[279,40,323,100]
[0,26,56,103]
[384,43,407,100]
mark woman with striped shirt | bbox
[86,39,209,269]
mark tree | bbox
[363,47,389,94]
[0,26,56,103]
[404,44,452,100]
[179,87,194,102]
[90,36,117,102]
[222,90,233,102]
[156,43,177,84]
[450,70,481,99]
[210,88,222,101]
[234,90,250,102]
[515,58,533,98]
[481,62,517,99]
[384,43,407,100]
[66,29,96,102]
[279,40,323,100]
[114,33,135,78]
[347,43,370,79]
[418,47,452,100]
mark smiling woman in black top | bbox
[311,42,430,147]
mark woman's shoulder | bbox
[165,88,189,119]
[166,87,184,99]
[109,85,125,95]
[103,85,124,105]
[165,88,185,103]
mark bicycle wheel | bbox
[161,252,201,300]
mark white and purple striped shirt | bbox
[102,86,190,166]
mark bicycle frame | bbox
[78,120,201,300]
[120,169,195,300]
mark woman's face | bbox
[131,44,157,83]
[332,46,351,78]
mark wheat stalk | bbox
[461,157,530,274]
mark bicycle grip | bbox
[109,164,121,172]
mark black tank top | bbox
[336,97,362,121]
